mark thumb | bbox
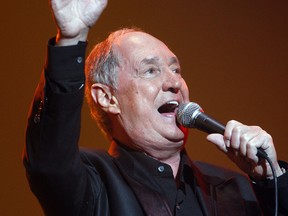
[206,134,228,153]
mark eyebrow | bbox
[140,57,160,65]
[140,56,179,65]
[168,56,180,65]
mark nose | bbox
[162,71,182,93]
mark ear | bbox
[91,83,120,114]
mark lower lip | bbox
[160,112,176,118]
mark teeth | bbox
[158,100,179,114]
[166,101,179,106]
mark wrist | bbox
[55,29,89,46]
[251,163,285,181]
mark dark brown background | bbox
[1,0,287,215]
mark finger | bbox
[229,124,261,155]
[224,120,243,147]
[246,130,270,164]
[207,134,228,153]
[239,126,261,157]
[229,124,250,151]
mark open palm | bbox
[50,0,107,38]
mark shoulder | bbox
[79,148,113,165]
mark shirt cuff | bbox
[45,37,87,81]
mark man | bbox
[24,0,288,215]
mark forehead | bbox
[113,32,178,64]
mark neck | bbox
[110,138,183,178]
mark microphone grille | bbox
[177,102,201,127]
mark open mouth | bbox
[157,101,179,114]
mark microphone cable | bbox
[256,150,278,216]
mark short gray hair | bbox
[85,28,142,140]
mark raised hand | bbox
[50,0,108,45]
[207,120,283,180]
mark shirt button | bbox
[158,165,165,173]
[77,57,83,63]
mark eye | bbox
[145,68,157,75]
[140,67,160,78]
[173,68,180,74]
[171,67,181,74]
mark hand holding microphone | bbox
[176,102,283,180]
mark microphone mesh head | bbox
[177,102,201,127]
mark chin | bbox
[169,127,188,146]
[165,130,186,144]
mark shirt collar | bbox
[109,139,195,184]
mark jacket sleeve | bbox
[23,39,102,216]
[252,161,288,216]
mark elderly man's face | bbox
[113,32,190,157]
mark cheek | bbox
[142,83,160,99]
[127,80,160,102]
[116,82,145,114]
[117,75,162,112]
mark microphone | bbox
[176,102,225,134]
[176,102,267,158]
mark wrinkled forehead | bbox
[112,32,177,64]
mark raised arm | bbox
[23,1,107,215]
